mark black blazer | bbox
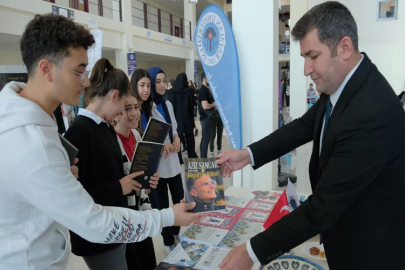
[249,54,405,269]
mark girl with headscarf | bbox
[143,67,183,255]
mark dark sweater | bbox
[64,115,126,257]
[198,85,213,121]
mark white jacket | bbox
[0,82,174,270]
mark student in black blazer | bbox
[217,2,405,270]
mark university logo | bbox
[196,12,226,67]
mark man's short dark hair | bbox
[21,14,95,75]
[310,83,313,86]
[291,1,358,57]
[201,71,206,82]
[169,79,175,86]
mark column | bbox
[289,0,312,193]
[114,0,133,75]
[233,0,279,190]
[184,0,197,82]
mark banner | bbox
[127,53,137,76]
[194,5,242,149]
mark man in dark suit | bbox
[218,2,405,269]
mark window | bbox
[377,0,398,21]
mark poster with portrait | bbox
[185,158,226,213]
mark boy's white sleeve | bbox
[16,161,174,243]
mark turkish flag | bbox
[263,190,291,230]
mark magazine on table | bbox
[162,240,208,267]
[185,158,226,213]
[252,191,282,203]
[194,213,236,230]
[225,195,250,208]
[154,262,196,269]
[238,209,270,223]
[181,224,228,246]
[219,220,265,249]
[245,200,275,212]
[206,205,244,218]
[193,246,231,270]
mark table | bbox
[225,186,329,270]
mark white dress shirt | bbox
[245,54,364,263]
[319,54,364,152]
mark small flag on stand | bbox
[263,190,290,230]
[286,178,300,210]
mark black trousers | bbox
[184,132,197,158]
[210,117,224,152]
[155,173,184,246]
[125,237,156,270]
[200,118,213,158]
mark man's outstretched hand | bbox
[216,149,252,177]
[219,243,254,270]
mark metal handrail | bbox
[42,0,123,22]
[132,0,192,41]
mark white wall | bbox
[233,0,279,190]
[0,50,24,65]
[307,0,405,94]
[137,61,185,81]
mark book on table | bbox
[130,141,164,189]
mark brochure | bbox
[193,246,231,270]
[253,191,282,203]
[207,205,243,218]
[238,209,270,223]
[155,262,196,269]
[224,196,250,208]
[181,224,228,246]
[245,200,275,212]
[194,213,236,230]
[163,240,208,267]
[219,220,265,249]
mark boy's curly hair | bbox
[21,14,95,75]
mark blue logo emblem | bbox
[196,12,226,67]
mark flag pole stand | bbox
[277,98,297,187]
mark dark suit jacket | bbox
[249,54,405,269]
